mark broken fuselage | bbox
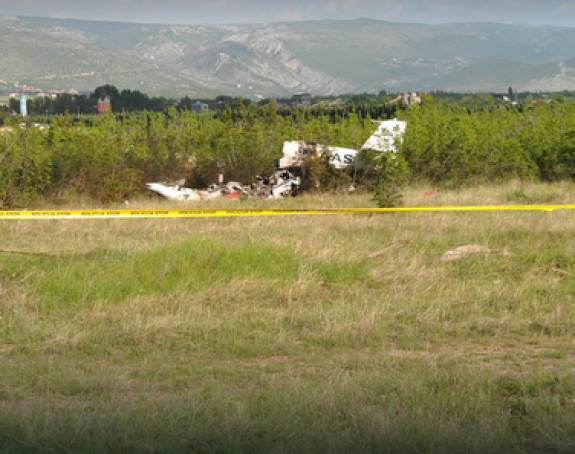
[275,119,407,171]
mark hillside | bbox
[435,60,563,92]
[2,14,575,97]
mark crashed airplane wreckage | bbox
[146,119,406,201]
[146,170,301,201]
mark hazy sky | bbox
[1,0,574,27]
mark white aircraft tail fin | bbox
[361,118,407,153]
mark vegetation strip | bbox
[1,204,574,219]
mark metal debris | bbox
[251,170,301,198]
[146,170,300,201]
[145,182,201,201]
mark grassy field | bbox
[1,181,575,453]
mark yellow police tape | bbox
[0,205,574,219]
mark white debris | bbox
[145,182,201,201]
[145,171,300,201]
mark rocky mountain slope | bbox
[2,14,575,97]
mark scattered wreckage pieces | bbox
[145,181,218,201]
[146,170,301,202]
[251,171,301,198]
[196,181,249,200]
[146,181,246,201]
[145,182,202,201]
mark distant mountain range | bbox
[1,13,575,98]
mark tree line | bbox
[5,85,182,116]
[3,84,403,117]
[7,82,575,117]
[4,85,257,116]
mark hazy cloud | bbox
[0,0,573,26]
[554,1,575,15]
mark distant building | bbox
[192,101,208,113]
[97,96,111,115]
[401,92,421,106]
[389,92,422,107]
[290,93,312,107]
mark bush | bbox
[362,149,408,207]
[0,125,52,208]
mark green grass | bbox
[1,181,575,452]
